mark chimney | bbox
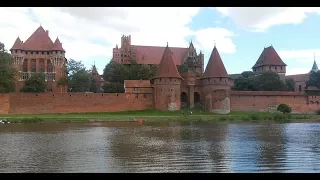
[46,30,49,35]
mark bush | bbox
[316,109,320,115]
[277,104,292,114]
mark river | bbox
[0,121,319,173]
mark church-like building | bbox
[10,26,68,93]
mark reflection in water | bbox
[0,122,320,173]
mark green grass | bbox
[1,108,320,124]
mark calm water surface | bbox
[0,121,320,173]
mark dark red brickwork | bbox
[0,93,153,114]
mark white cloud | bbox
[286,67,311,76]
[278,49,320,63]
[0,7,238,74]
[216,7,320,32]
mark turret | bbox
[201,44,231,114]
[311,53,319,73]
[152,43,182,111]
[252,45,287,80]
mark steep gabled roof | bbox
[134,45,188,65]
[153,43,182,79]
[92,65,98,74]
[23,26,54,51]
[10,37,24,50]
[252,46,286,68]
[202,45,229,78]
[51,37,65,51]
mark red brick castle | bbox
[1,27,320,115]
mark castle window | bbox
[40,65,44,72]
[135,94,139,98]
[31,60,36,72]
[299,85,302,92]
[170,89,173,91]
[42,52,44,55]
[31,52,33,55]
[143,94,147,98]
[56,51,58,54]
[269,66,271,70]
[36,51,39,54]
[220,78,222,81]
[15,50,17,53]
[48,65,53,72]
[281,67,283,70]
[275,66,277,70]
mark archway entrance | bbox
[181,92,188,108]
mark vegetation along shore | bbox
[1,108,320,124]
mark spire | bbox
[51,37,65,51]
[202,45,229,78]
[214,40,216,48]
[10,37,24,50]
[311,53,319,73]
[92,62,98,74]
[153,43,182,79]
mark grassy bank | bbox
[1,108,320,124]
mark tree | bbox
[253,72,285,91]
[103,82,125,93]
[68,69,92,92]
[137,64,154,80]
[103,61,129,83]
[178,64,189,74]
[90,77,98,93]
[277,104,292,114]
[233,71,286,91]
[0,42,16,93]
[67,59,85,76]
[285,78,295,91]
[306,71,320,89]
[21,73,47,92]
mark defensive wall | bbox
[0,91,319,114]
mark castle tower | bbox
[201,44,231,114]
[252,45,287,80]
[10,26,68,93]
[152,43,182,111]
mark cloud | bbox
[216,7,320,32]
[278,49,320,63]
[0,7,237,73]
[286,67,311,76]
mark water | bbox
[0,121,320,173]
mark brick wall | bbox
[5,93,153,114]
[0,94,10,114]
[230,91,320,114]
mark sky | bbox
[1,7,320,76]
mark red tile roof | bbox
[252,46,286,68]
[202,46,229,78]
[10,26,65,52]
[10,37,24,50]
[51,38,65,52]
[153,44,182,79]
[133,45,188,65]
[285,73,310,82]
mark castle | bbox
[1,26,320,115]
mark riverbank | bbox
[1,108,320,124]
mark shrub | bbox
[277,104,292,114]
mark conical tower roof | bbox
[252,45,286,68]
[92,64,98,74]
[51,37,65,51]
[311,60,319,73]
[202,45,229,78]
[153,43,182,79]
[10,37,24,50]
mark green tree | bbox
[233,76,255,91]
[90,77,98,93]
[306,71,320,89]
[103,82,125,93]
[178,64,189,74]
[277,104,292,114]
[67,59,85,76]
[241,71,255,78]
[137,64,154,80]
[103,61,129,83]
[285,78,295,91]
[252,72,285,91]
[21,73,47,92]
[68,69,92,92]
[0,42,16,93]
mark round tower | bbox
[201,45,231,114]
[152,43,182,111]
